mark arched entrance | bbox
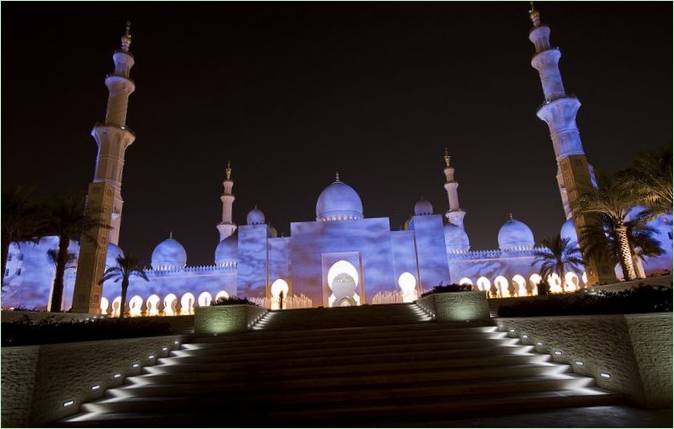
[327,260,359,307]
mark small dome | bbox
[444,223,470,252]
[414,199,433,216]
[247,207,265,225]
[316,180,364,221]
[498,216,535,250]
[560,218,578,245]
[214,231,237,265]
[151,235,187,270]
[105,243,124,268]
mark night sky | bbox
[3,3,672,266]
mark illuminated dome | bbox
[214,231,237,266]
[247,207,265,225]
[151,235,187,270]
[498,216,535,250]
[414,199,433,216]
[444,223,470,252]
[105,243,124,268]
[316,179,363,221]
[560,218,578,245]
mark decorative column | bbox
[217,161,237,240]
[528,5,615,285]
[72,22,136,313]
[443,148,466,229]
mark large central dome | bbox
[316,179,364,221]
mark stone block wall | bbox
[417,291,490,321]
[194,304,267,335]
[1,334,184,427]
[496,313,672,407]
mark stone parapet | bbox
[1,334,185,427]
[416,290,490,322]
[194,304,267,335]
[496,313,672,407]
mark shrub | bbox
[2,316,174,347]
[421,283,473,298]
[497,285,672,318]
[212,296,256,306]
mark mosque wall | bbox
[409,215,451,290]
[390,230,420,292]
[289,218,396,305]
[236,224,269,298]
[268,237,290,294]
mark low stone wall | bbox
[1,334,185,427]
[1,311,94,324]
[194,304,267,335]
[496,312,672,408]
[417,291,490,322]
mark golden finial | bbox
[508,212,513,220]
[121,20,132,52]
[169,231,173,239]
[529,2,541,27]
[443,148,451,168]
[335,171,340,182]
[225,160,232,181]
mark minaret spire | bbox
[72,22,138,313]
[442,150,466,229]
[335,171,340,182]
[528,6,615,285]
[217,161,237,241]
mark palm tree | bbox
[1,186,43,281]
[42,195,109,312]
[100,255,148,318]
[575,174,642,281]
[581,214,663,279]
[531,234,585,292]
[617,146,672,219]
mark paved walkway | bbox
[413,405,673,428]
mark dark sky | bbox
[3,2,672,265]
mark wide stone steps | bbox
[60,304,621,426]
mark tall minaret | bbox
[72,22,137,313]
[528,5,615,285]
[442,148,466,229]
[216,161,237,240]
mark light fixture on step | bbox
[600,372,611,379]
[63,400,74,407]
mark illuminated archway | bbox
[529,274,542,296]
[271,279,290,310]
[459,277,473,286]
[476,276,491,293]
[397,272,418,303]
[581,271,588,287]
[100,297,109,316]
[494,276,509,298]
[547,273,562,293]
[327,260,359,307]
[163,293,177,316]
[181,293,195,315]
[146,294,160,316]
[565,272,580,292]
[198,291,213,307]
[215,290,229,303]
[129,295,143,317]
[111,296,122,317]
[512,275,527,296]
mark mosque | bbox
[2,9,672,315]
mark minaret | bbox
[72,22,137,313]
[528,5,615,284]
[216,161,237,240]
[442,148,466,229]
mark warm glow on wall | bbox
[397,272,417,303]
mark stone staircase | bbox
[61,303,621,427]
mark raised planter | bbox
[194,304,267,335]
[497,312,672,408]
[417,290,490,322]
